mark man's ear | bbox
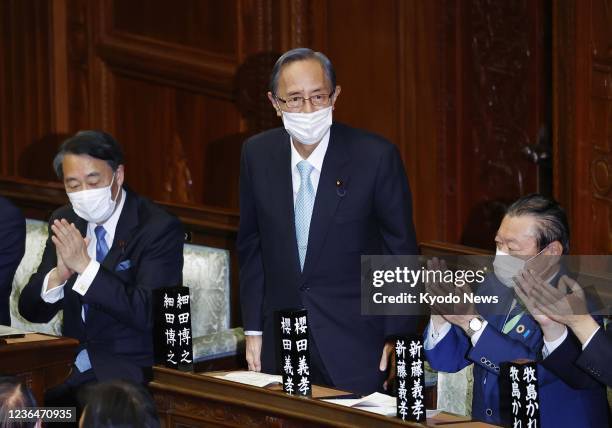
[331,85,341,110]
[115,165,125,189]
[546,241,564,256]
[267,91,282,117]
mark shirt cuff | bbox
[582,326,600,350]
[424,318,452,350]
[41,268,66,303]
[244,330,263,336]
[470,320,489,346]
[542,327,568,358]
[72,260,100,296]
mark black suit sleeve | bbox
[373,143,421,337]
[541,330,605,389]
[575,328,612,387]
[237,141,265,331]
[82,216,184,332]
[18,214,64,323]
[0,200,25,325]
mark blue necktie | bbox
[295,161,315,271]
[95,225,109,263]
[82,226,108,320]
[76,226,108,373]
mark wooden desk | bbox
[150,367,500,427]
[0,333,79,405]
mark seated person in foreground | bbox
[0,375,40,428]
[423,194,609,427]
[18,131,184,409]
[79,379,159,428]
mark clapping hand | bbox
[531,275,588,326]
[426,257,477,333]
[51,219,91,274]
[514,270,567,341]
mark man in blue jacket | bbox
[424,194,609,427]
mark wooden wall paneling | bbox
[462,0,541,246]
[552,0,575,243]
[317,0,400,145]
[0,0,11,175]
[90,0,112,131]
[0,0,56,181]
[96,0,238,100]
[443,0,549,250]
[65,0,91,133]
[305,0,444,244]
[111,0,239,57]
[236,0,283,132]
[400,0,443,244]
[106,68,245,207]
[438,0,462,246]
[90,0,285,210]
[588,0,612,253]
[555,0,612,254]
[111,74,174,200]
[50,0,70,134]
[278,0,311,50]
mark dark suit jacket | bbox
[238,122,419,394]
[18,189,184,384]
[543,326,612,388]
[0,197,26,325]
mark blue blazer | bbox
[0,197,25,325]
[18,189,184,384]
[238,122,419,394]
[425,276,609,427]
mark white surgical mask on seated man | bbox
[281,106,333,145]
[493,246,549,288]
[67,174,119,224]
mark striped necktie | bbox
[295,161,315,271]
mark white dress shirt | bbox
[41,188,127,305]
[244,130,331,337]
[582,325,601,350]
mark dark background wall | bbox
[0,0,610,257]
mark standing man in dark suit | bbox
[0,196,25,325]
[19,131,184,407]
[238,48,419,394]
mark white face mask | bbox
[493,247,546,288]
[68,174,119,224]
[281,106,333,145]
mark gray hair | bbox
[506,193,570,254]
[269,48,336,95]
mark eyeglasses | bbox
[275,92,334,109]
